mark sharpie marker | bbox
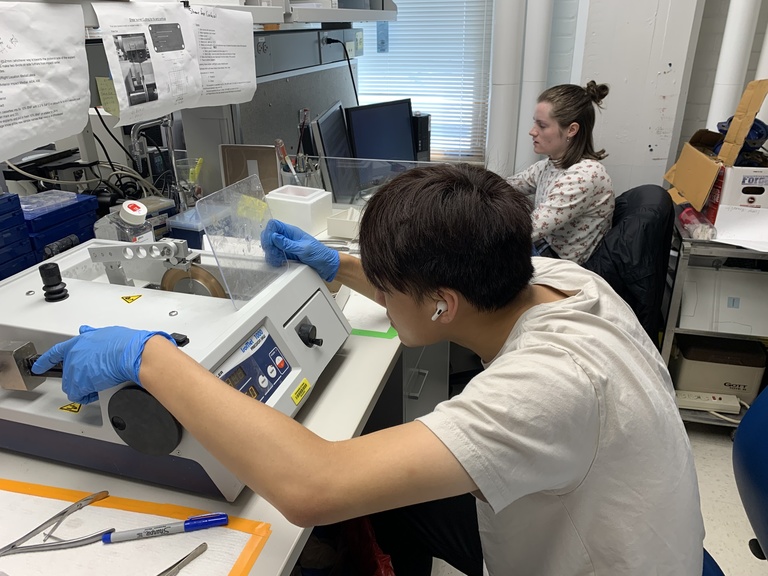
[102,513,229,544]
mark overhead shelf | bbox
[77,1,395,30]
[220,5,287,24]
[287,6,396,22]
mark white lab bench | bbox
[0,290,405,576]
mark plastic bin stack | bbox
[0,193,35,281]
[19,191,98,263]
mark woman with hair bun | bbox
[507,80,614,264]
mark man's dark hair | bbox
[359,163,534,312]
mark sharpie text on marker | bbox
[102,513,229,544]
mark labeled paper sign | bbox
[0,3,89,163]
[188,5,257,107]
[93,2,202,127]
[711,205,768,252]
[95,76,120,117]
[93,2,256,127]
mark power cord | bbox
[93,107,137,170]
[5,160,102,186]
[92,132,125,188]
[707,399,750,426]
[707,411,742,425]
[325,37,359,106]
[739,399,751,411]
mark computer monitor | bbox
[345,99,417,162]
[310,101,360,203]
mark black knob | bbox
[297,323,324,348]
[39,263,68,302]
[108,386,182,456]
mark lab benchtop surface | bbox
[0,290,402,576]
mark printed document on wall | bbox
[0,3,89,163]
[92,2,203,127]
[188,6,256,107]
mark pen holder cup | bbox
[278,165,322,189]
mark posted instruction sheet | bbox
[0,3,89,163]
[93,2,256,126]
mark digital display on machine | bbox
[225,366,247,389]
[216,327,291,403]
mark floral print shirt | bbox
[507,158,614,264]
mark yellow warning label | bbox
[59,403,81,413]
[121,295,142,304]
[291,379,311,405]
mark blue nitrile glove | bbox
[31,325,177,405]
[260,219,340,282]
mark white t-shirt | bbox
[418,258,704,576]
[507,158,614,264]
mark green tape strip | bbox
[350,326,398,339]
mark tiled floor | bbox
[431,422,766,576]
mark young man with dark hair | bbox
[34,163,704,575]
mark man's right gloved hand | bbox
[261,219,340,282]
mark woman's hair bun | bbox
[585,80,609,106]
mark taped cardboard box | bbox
[665,79,768,248]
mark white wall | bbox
[574,0,705,194]
[677,0,768,158]
[490,0,768,191]
[547,0,581,87]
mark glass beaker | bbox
[175,157,204,206]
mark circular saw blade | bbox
[160,264,227,298]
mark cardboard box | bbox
[680,266,768,337]
[669,334,765,404]
[665,79,768,247]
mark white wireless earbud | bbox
[431,301,448,321]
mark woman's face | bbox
[529,101,569,160]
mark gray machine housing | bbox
[0,239,351,501]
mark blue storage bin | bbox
[0,238,33,267]
[0,223,29,249]
[0,250,36,281]
[28,212,97,251]
[20,191,98,232]
[167,209,205,249]
[0,193,21,217]
[0,209,25,232]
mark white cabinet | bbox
[402,341,450,422]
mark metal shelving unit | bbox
[662,220,768,428]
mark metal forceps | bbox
[156,542,208,576]
[0,490,114,557]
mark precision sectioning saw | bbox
[0,177,351,501]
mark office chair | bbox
[703,548,725,575]
[583,184,674,346]
[702,385,768,574]
[732,386,768,562]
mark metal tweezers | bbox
[157,542,208,576]
[0,490,114,557]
